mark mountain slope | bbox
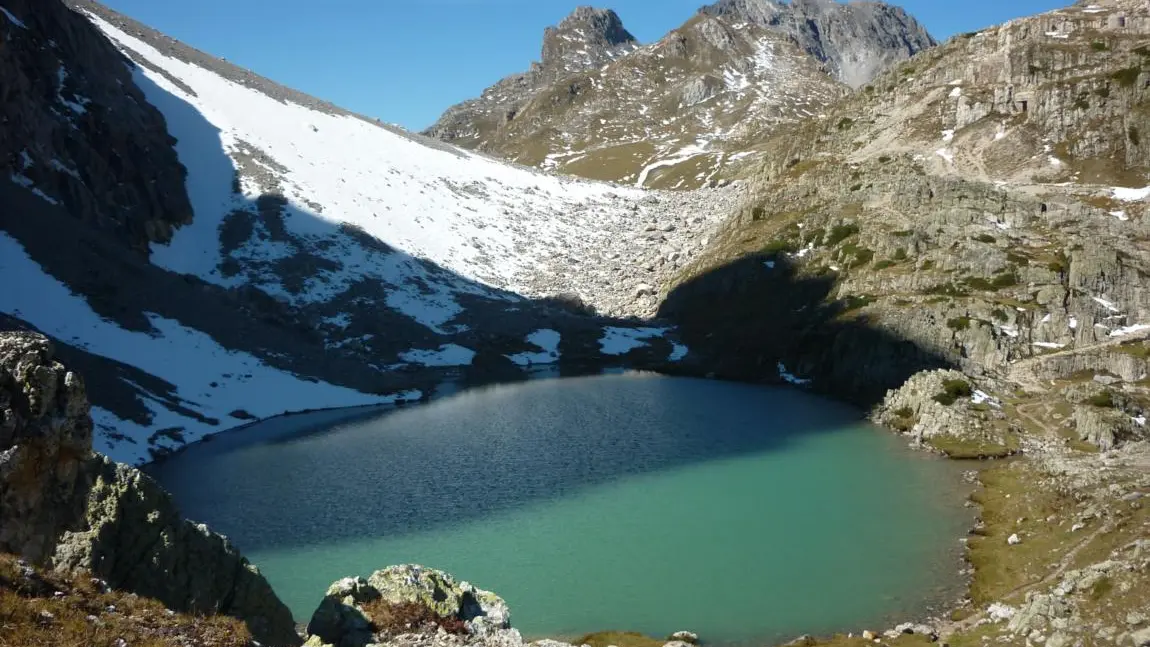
[1,0,730,464]
[425,2,933,188]
[663,0,1150,418]
[428,9,846,189]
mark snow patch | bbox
[972,390,1002,408]
[507,329,561,366]
[1092,297,1121,313]
[777,362,812,386]
[10,173,59,205]
[0,5,26,29]
[399,344,476,367]
[600,326,667,355]
[1109,324,1150,338]
[1112,186,1150,202]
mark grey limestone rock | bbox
[307,565,513,647]
[700,0,936,86]
[0,332,299,646]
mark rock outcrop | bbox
[0,332,300,646]
[0,0,192,252]
[872,369,1015,456]
[0,333,91,563]
[700,0,937,87]
[306,565,514,647]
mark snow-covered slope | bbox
[85,12,733,321]
[0,1,729,464]
[0,231,405,465]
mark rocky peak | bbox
[700,0,936,86]
[540,6,638,75]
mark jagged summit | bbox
[541,6,638,76]
[542,6,637,71]
[699,0,936,87]
[422,7,637,145]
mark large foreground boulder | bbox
[0,331,300,646]
[306,565,513,647]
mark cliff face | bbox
[664,0,1150,397]
[701,0,937,87]
[0,0,192,253]
[0,332,300,646]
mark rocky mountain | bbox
[425,7,638,148]
[664,0,1150,405]
[700,0,937,88]
[0,0,738,464]
[441,13,845,190]
[424,1,933,188]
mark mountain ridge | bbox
[424,0,933,188]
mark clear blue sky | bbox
[99,0,1068,132]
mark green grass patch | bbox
[1006,252,1030,266]
[1111,66,1142,88]
[927,434,1016,459]
[577,632,665,647]
[825,223,860,247]
[761,239,798,255]
[973,234,997,244]
[926,283,969,297]
[1114,341,1150,359]
[1090,41,1108,52]
[837,117,856,131]
[841,294,876,312]
[934,378,973,405]
[1086,391,1114,408]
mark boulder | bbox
[307,565,513,647]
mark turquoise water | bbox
[150,374,969,644]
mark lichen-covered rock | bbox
[0,332,299,646]
[307,565,515,647]
[0,333,92,562]
[52,454,300,646]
